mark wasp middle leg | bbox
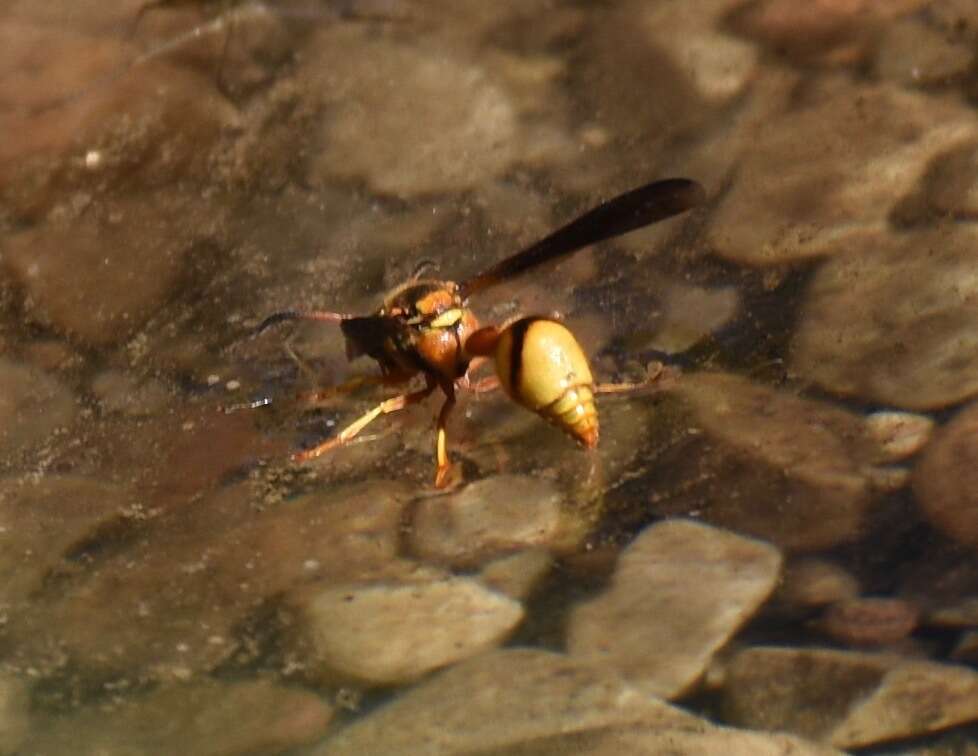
[292,378,436,463]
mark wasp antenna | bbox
[252,309,349,338]
[410,259,439,280]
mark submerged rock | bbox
[723,646,978,749]
[316,648,702,755]
[817,597,920,647]
[306,27,519,197]
[0,358,77,461]
[287,574,523,685]
[0,674,29,756]
[24,678,333,756]
[915,401,978,548]
[7,480,413,681]
[567,519,782,698]
[791,226,978,410]
[662,372,883,551]
[706,79,978,265]
[775,558,860,611]
[408,474,567,568]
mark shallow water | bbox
[2,1,978,753]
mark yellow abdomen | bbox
[494,317,598,447]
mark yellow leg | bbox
[433,390,457,488]
[292,381,435,463]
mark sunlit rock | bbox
[567,519,782,698]
[723,646,978,749]
[24,679,333,756]
[663,372,883,551]
[705,80,978,265]
[792,226,978,410]
[287,574,523,685]
[316,648,703,755]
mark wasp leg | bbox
[464,375,500,395]
[434,386,457,489]
[292,379,436,463]
[296,374,402,408]
[594,362,677,396]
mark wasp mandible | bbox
[256,178,705,487]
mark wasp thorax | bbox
[493,317,598,448]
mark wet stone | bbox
[864,411,935,462]
[408,474,566,568]
[567,519,782,699]
[638,0,759,104]
[7,480,413,681]
[736,0,931,66]
[818,597,920,647]
[776,558,860,611]
[0,674,29,756]
[0,22,239,219]
[0,475,134,606]
[481,724,845,756]
[951,630,978,663]
[927,596,978,629]
[90,369,171,417]
[0,358,77,460]
[287,574,523,686]
[722,646,978,749]
[664,372,882,551]
[478,548,553,602]
[706,79,978,265]
[915,401,978,547]
[24,678,334,756]
[792,226,978,410]
[874,16,975,86]
[306,26,518,197]
[3,197,223,347]
[315,648,703,755]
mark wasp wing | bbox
[459,178,704,300]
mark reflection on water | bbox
[2,0,978,752]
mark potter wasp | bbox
[256,178,705,487]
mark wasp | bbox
[255,178,705,487]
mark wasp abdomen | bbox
[494,317,599,448]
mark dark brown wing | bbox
[458,178,705,300]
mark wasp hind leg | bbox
[292,379,436,463]
[594,361,678,396]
